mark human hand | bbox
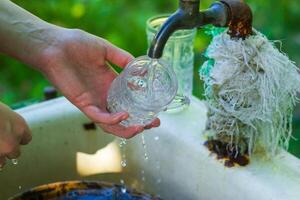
[0,1,159,138]
[37,28,160,138]
[0,102,32,169]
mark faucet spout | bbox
[148,0,202,59]
[147,0,252,59]
[147,11,186,59]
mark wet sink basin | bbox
[10,180,160,200]
[0,97,300,200]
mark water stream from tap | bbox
[146,59,157,101]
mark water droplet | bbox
[12,159,18,165]
[140,170,146,181]
[120,179,126,193]
[119,139,127,147]
[137,79,146,87]
[121,187,127,193]
[141,134,149,161]
[142,136,146,146]
[144,154,149,161]
[18,186,22,190]
[119,138,127,168]
[121,160,127,167]
[127,76,147,91]
[148,111,155,117]
[154,136,159,141]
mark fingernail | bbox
[114,112,122,117]
[112,113,124,121]
[137,127,144,133]
[154,122,160,127]
[154,119,161,127]
[115,112,125,117]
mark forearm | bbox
[0,0,64,69]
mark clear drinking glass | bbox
[107,56,178,127]
[146,15,196,111]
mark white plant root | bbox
[200,29,300,156]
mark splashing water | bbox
[119,140,127,194]
[141,134,149,161]
[117,127,163,193]
[155,161,162,185]
[119,139,127,168]
[119,138,127,147]
[140,134,149,185]
[146,59,158,100]
[141,170,146,182]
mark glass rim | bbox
[146,14,196,39]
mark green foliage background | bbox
[1,0,300,156]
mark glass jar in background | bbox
[146,15,196,111]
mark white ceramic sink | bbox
[0,97,300,200]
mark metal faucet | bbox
[148,0,253,59]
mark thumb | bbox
[103,40,134,68]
